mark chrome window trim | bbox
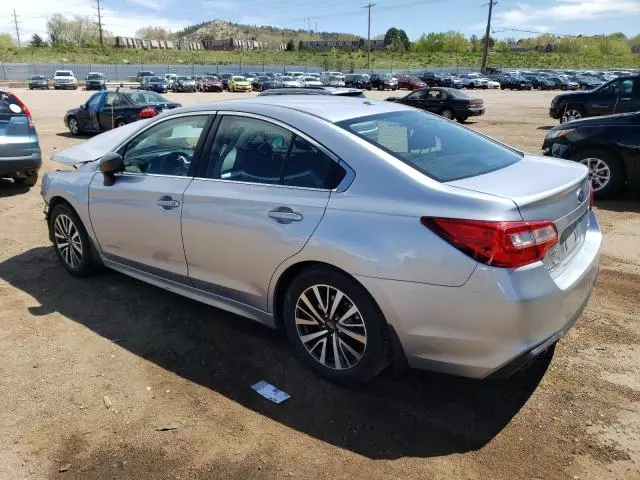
[193,110,355,193]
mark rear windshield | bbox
[337,110,521,182]
[31,75,46,80]
[87,73,103,79]
[124,91,168,104]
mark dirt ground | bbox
[1,88,639,480]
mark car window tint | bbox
[104,93,117,107]
[338,110,521,182]
[123,115,208,177]
[86,93,102,110]
[206,116,292,184]
[406,90,426,100]
[426,90,443,99]
[282,136,345,189]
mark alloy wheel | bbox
[69,118,79,135]
[561,109,582,123]
[580,157,611,192]
[294,285,367,370]
[54,214,83,269]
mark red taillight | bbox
[421,217,558,268]
[8,92,34,127]
[469,100,484,107]
[138,106,158,119]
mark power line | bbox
[363,2,375,71]
[481,1,497,73]
[12,9,21,47]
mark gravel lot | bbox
[1,88,639,480]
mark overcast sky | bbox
[3,0,640,41]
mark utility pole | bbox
[96,0,104,47]
[480,1,497,73]
[12,9,21,47]
[363,2,375,71]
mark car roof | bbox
[174,95,410,123]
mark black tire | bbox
[283,267,390,383]
[571,149,624,199]
[68,116,80,135]
[468,83,475,89]
[456,116,469,123]
[13,171,38,187]
[49,203,98,277]
[441,108,454,120]
[115,119,126,128]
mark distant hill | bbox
[174,19,359,46]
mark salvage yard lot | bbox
[0,88,639,480]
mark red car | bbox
[397,76,427,90]
[198,76,224,92]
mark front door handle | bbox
[157,195,180,210]
[268,207,303,224]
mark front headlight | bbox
[545,128,574,140]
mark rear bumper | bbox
[356,210,601,379]
[0,153,42,176]
[464,107,485,117]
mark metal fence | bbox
[0,63,480,81]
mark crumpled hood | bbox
[51,119,151,165]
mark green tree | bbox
[384,27,410,52]
[413,32,446,52]
[480,35,495,49]
[286,39,296,51]
[135,26,173,40]
[442,31,468,53]
[29,33,46,47]
[0,33,14,49]
[494,40,510,53]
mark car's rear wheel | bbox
[561,106,584,123]
[49,203,97,277]
[68,116,80,135]
[456,116,468,123]
[13,171,38,187]
[572,149,624,199]
[283,267,390,383]
[441,108,454,120]
[115,119,126,128]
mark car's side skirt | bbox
[101,256,276,328]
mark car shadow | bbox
[596,187,640,213]
[537,125,554,130]
[0,178,30,197]
[55,132,93,139]
[0,246,550,460]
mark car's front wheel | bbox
[561,106,584,123]
[49,203,98,277]
[68,116,80,135]
[283,267,390,383]
[573,149,624,199]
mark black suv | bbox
[499,75,532,90]
[550,76,640,123]
[370,73,398,91]
[344,74,372,90]
[419,72,447,87]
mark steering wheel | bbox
[158,151,190,176]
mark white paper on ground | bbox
[251,380,291,404]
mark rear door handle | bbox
[268,207,303,224]
[157,196,180,210]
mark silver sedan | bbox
[41,96,601,383]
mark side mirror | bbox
[80,104,87,109]
[99,152,124,186]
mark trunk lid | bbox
[448,155,591,273]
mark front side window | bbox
[205,115,345,189]
[406,90,426,100]
[338,110,521,182]
[86,93,102,110]
[122,115,208,176]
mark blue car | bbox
[144,76,169,93]
[0,90,41,187]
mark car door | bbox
[588,80,622,116]
[89,114,212,280]
[181,113,345,312]
[401,89,428,110]
[97,91,120,130]
[77,93,103,131]
[422,89,447,113]
[613,78,636,114]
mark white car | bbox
[486,79,500,89]
[301,76,323,87]
[53,70,78,90]
[280,76,304,88]
[322,76,346,87]
[458,73,489,89]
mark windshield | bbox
[337,110,521,182]
[232,76,246,81]
[55,71,72,76]
[148,77,163,82]
[204,76,219,81]
[125,91,169,104]
[87,74,103,79]
[258,77,270,81]
[31,76,45,80]
[282,76,295,81]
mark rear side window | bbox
[337,110,521,182]
[0,92,25,115]
[204,115,345,189]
